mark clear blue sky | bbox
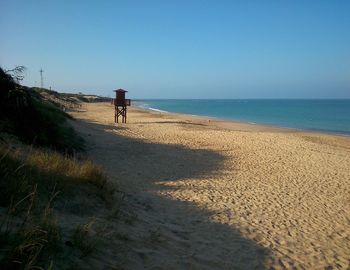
[1,0,349,98]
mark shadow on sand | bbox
[71,118,271,269]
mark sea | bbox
[134,99,350,135]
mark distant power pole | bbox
[40,68,44,89]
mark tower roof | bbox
[113,88,128,92]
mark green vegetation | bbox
[0,67,114,269]
[0,68,83,153]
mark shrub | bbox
[0,67,84,153]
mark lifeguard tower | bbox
[113,89,131,123]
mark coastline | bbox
[70,102,350,269]
[132,104,350,139]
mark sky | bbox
[1,0,349,99]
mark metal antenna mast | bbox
[40,68,44,89]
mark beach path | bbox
[70,102,350,270]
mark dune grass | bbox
[71,221,98,258]
[0,143,108,207]
[0,94,84,154]
[0,196,60,270]
[0,67,117,268]
[1,67,83,153]
[0,142,111,269]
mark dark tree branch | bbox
[4,65,27,82]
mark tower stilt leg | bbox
[115,105,127,123]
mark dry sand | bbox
[70,102,350,269]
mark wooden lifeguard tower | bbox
[113,89,131,123]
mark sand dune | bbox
[70,102,350,269]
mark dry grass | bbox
[25,147,108,188]
[71,221,98,258]
[0,142,114,269]
[0,187,60,269]
[0,143,110,207]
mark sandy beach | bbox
[70,102,350,269]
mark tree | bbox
[4,65,26,83]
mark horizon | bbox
[1,0,349,99]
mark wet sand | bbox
[70,102,350,269]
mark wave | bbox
[148,107,169,113]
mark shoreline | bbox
[132,104,350,139]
